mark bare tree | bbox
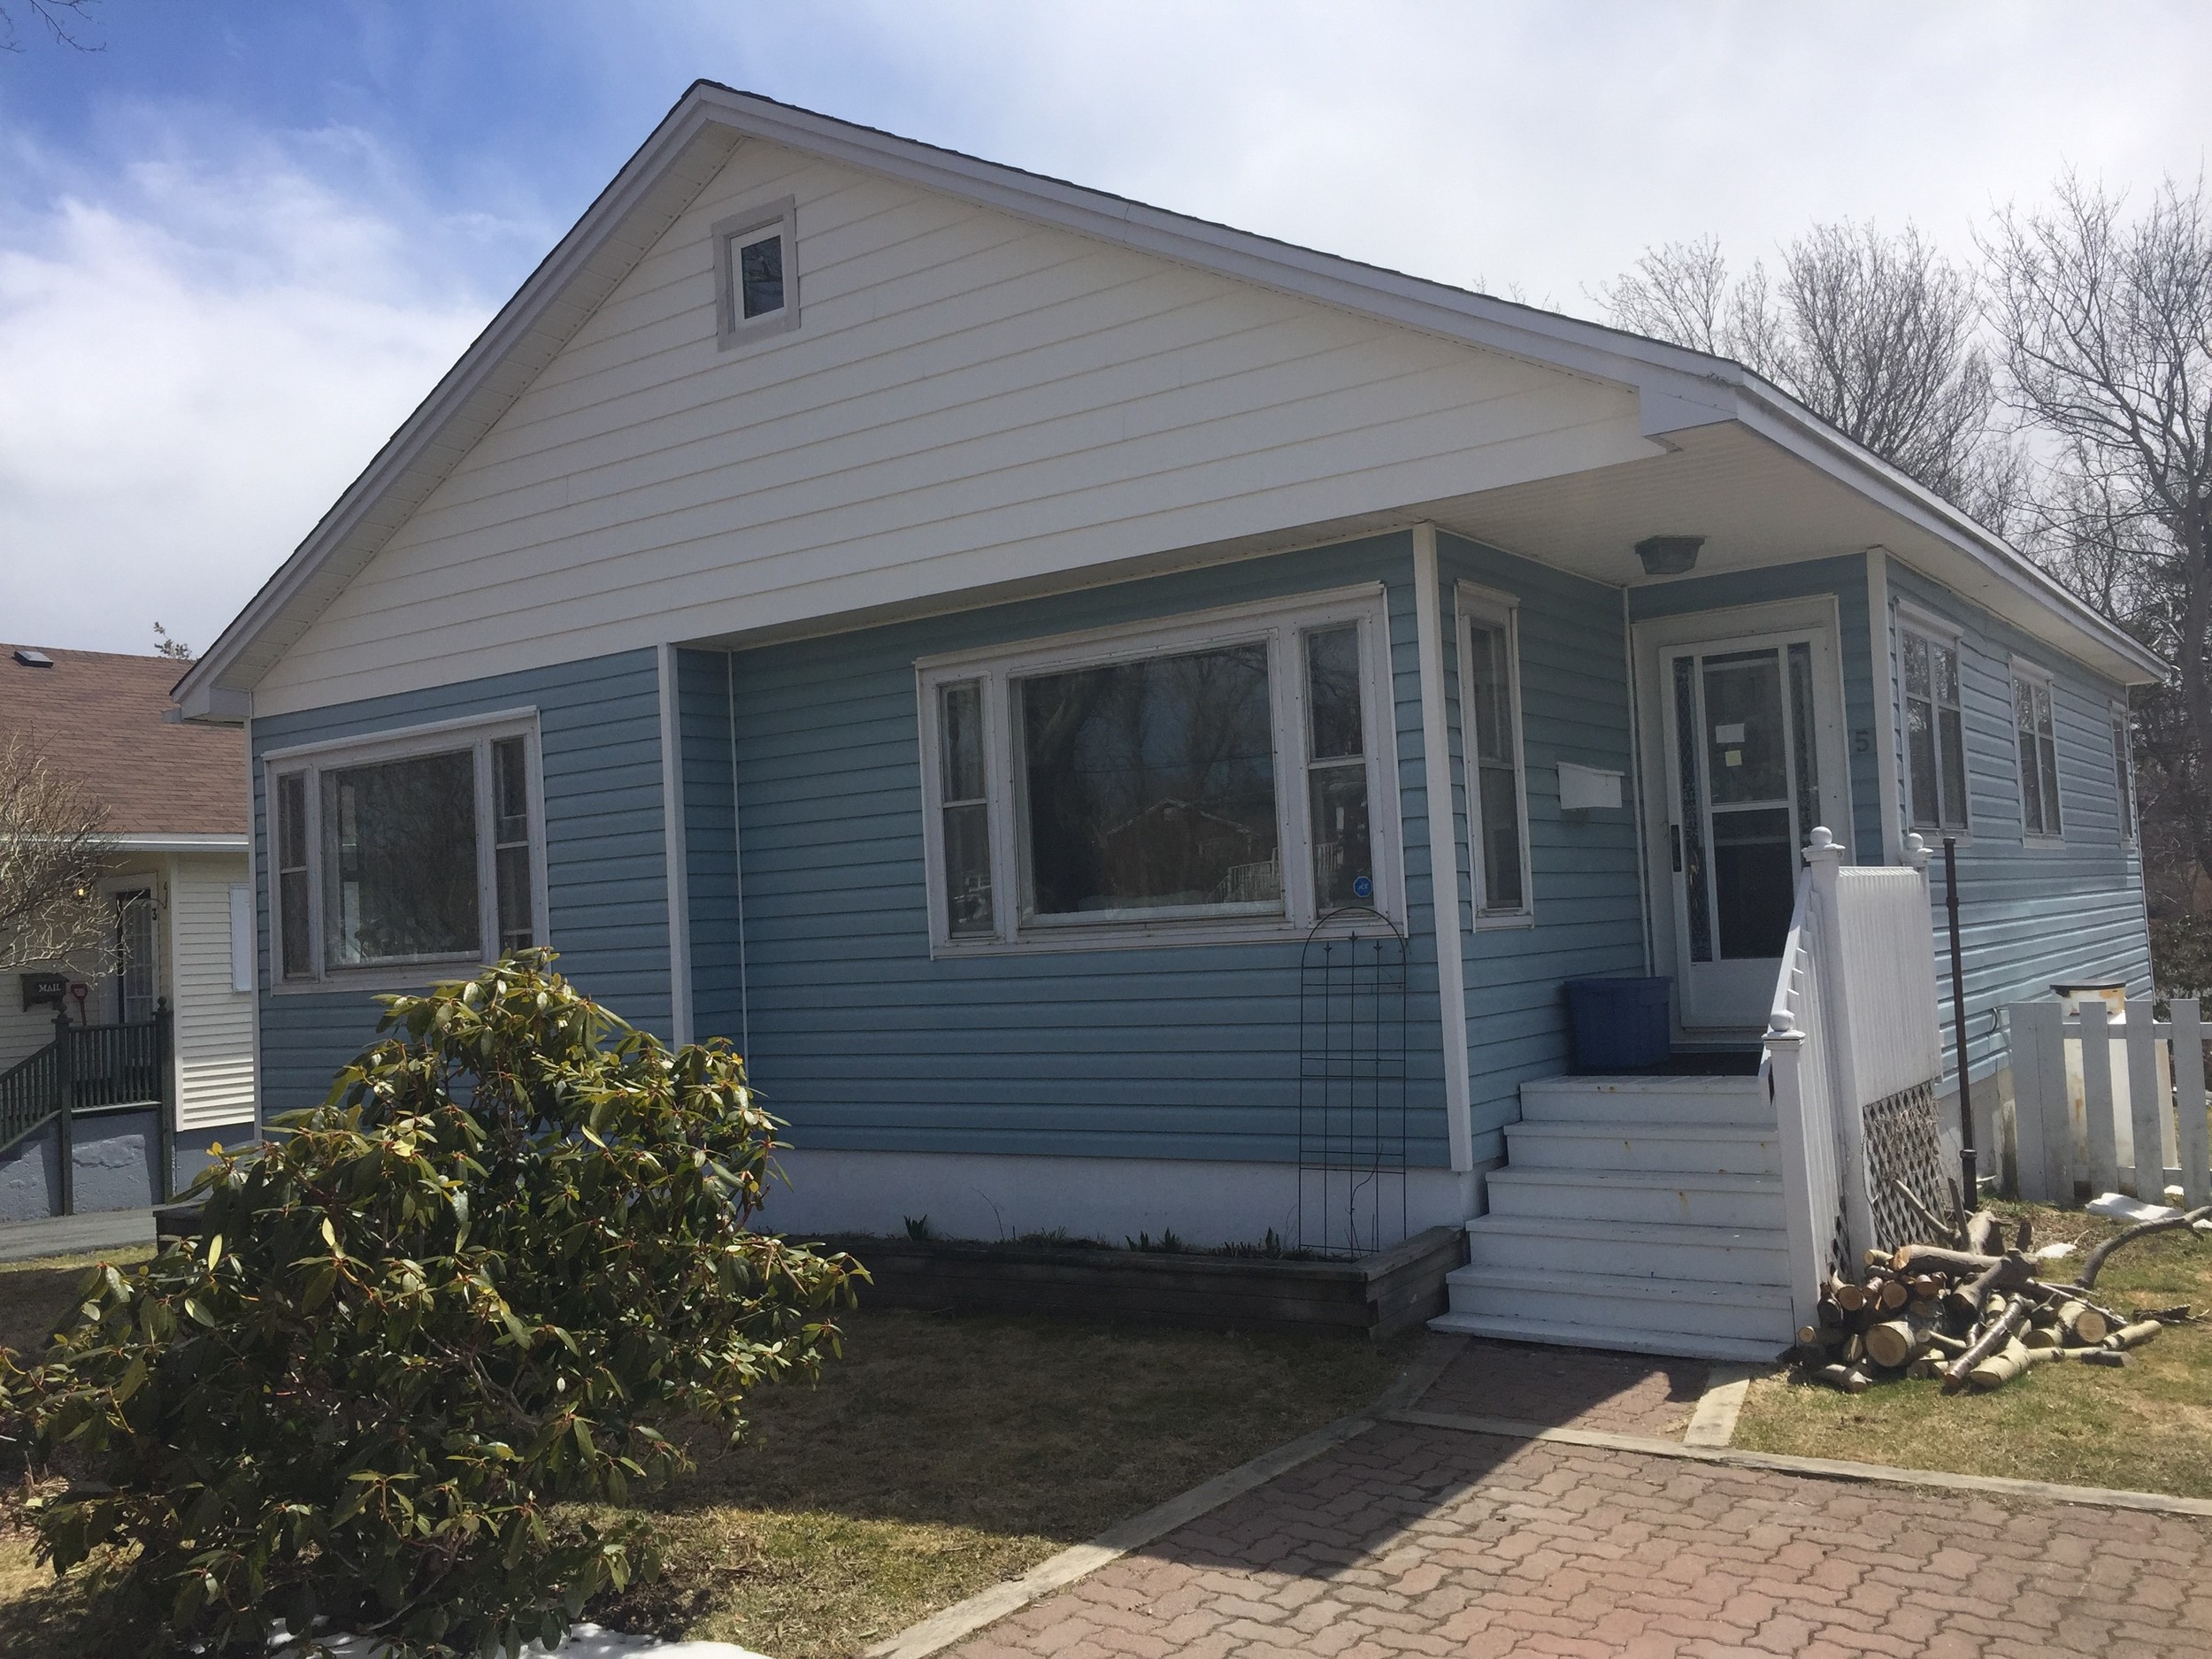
[0,737,115,974]
[1601,223,2019,530]
[0,0,96,50]
[1985,174,2212,896]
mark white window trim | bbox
[1895,606,1972,841]
[914,585,1403,956]
[264,709,550,994]
[712,196,799,349]
[2111,699,2139,847]
[2008,658,2065,847]
[1455,583,1535,929]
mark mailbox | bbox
[20,972,66,1012]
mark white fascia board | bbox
[1721,396,2164,687]
[110,833,249,853]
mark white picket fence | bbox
[2006,997,2210,1208]
[1763,829,1947,1329]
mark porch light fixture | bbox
[1634,534,1704,576]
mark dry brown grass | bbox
[0,1258,1410,1658]
[1734,1202,2212,1498]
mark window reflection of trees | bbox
[1021,643,1279,914]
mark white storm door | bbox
[1658,631,1847,1031]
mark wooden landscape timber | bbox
[1791,1203,2210,1397]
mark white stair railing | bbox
[1762,829,1947,1329]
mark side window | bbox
[1302,624,1372,911]
[2111,703,2137,846]
[1460,595,1532,923]
[713,197,799,349]
[1901,624,1969,833]
[265,719,543,986]
[2013,669,2062,841]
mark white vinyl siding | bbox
[172,854,257,1129]
[250,140,1648,718]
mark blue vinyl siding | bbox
[250,649,672,1116]
[1629,553,1885,862]
[688,534,1457,1168]
[1438,534,1644,1165]
[1880,564,2151,1094]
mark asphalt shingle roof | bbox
[0,645,245,836]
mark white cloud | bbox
[0,130,490,657]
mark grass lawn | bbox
[0,1255,1411,1659]
[1734,1202,2212,1499]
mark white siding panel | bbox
[254,141,1648,717]
[171,854,257,1128]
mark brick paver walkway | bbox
[1417,1340,1709,1440]
[951,1422,2212,1657]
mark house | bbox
[1,645,258,1218]
[169,85,2157,1356]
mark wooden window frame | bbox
[914,586,1403,956]
[262,709,549,993]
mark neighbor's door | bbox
[1657,631,1846,1031]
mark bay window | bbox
[917,588,1400,950]
[266,711,547,987]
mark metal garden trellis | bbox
[1296,906,1408,1257]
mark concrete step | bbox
[1517,1072,1773,1129]
[1426,1309,1793,1364]
[1444,1263,1794,1345]
[1485,1166,1785,1229]
[1463,1213,1791,1286]
[1501,1120,1782,1177]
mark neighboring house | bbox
[2,645,258,1218]
[171,86,2157,1356]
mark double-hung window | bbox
[2111,702,2137,846]
[917,588,1400,950]
[2012,664,2063,841]
[1457,588,1532,924]
[265,711,547,987]
[1900,618,1969,833]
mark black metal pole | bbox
[53,1008,74,1218]
[154,1000,174,1204]
[1944,837,1978,1202]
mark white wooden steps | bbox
[1430,1073,1797,1363]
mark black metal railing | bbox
[0,1006,173,1213]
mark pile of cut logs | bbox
[1794,1202,2209,1394]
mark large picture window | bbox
[1458,590,1532,924]
[266,712,546,987]
[1901,619,1970,833]
[917,589,1400,951]
[2012,664,2063,841]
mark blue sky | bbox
[4,1,2209,657]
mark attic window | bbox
[714,196,799,349]
[13,648,53,668]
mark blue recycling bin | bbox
[1563,976,1672,1072]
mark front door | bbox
[1656,629,1845,1031]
